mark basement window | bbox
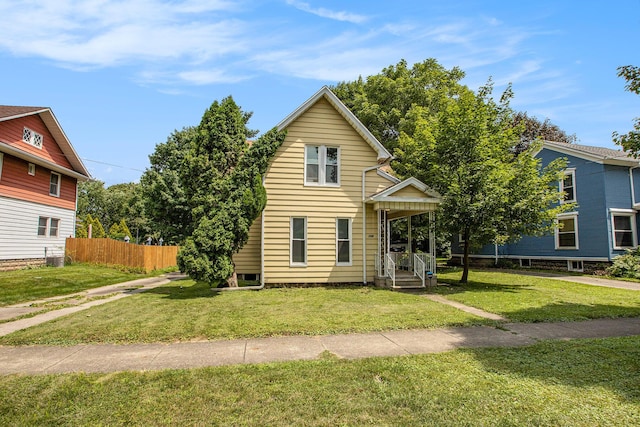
[567,260,583,272]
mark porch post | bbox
[429,211,436,275]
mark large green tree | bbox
[394,82,569,283]
[174,97,286,287]
[613,65,640,155]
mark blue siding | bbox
[465,147,633,262]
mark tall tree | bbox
[175,97,286,286]
[394,82,569,283]
[511,112,577,153]
[140,127,196,245]
[613,65,640,155]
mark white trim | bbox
[0,141,90,181]
[0,152,3,180]
[542,140,639,167]
[555,213,579,250]
[28,163,35,176]
[290,216,307,267]
[610,211,637,250]
[304,145,340,187]
[277,86,392,161]
[49,172,61,197]
[370,196,441,204]
[451,253,610,262]
[336,218,352,266]
[377,168,400,184]
[560,168,576,204]
[567,260,584,272]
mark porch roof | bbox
[366,177,440,216]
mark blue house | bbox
[452,140,640,273]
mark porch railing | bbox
[413,254,426,287]
[385,254,396,287]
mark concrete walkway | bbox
[1,318,639,375]
[510,270,640,290]
[0,271,640,375]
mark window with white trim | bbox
[37,217,61,237]
[50,172,61,197]
[23,127,43,149]
[28,163,35,176]
[555,214,579,249]
[568,260,583,272]
[290,217,307,266]
[612,212,636,249]
[336,218,352,265]
[304,145,339,186]
[560,169,576,203]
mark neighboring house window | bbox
[560,169,576,203]
[50,172,61,197]
[556,213,579,249]
[49,218,60,237]
[611,211,637,249]
[0,152,3,180]
[568,260,584,272]
[304,145,339,186]
[23,127,43,149]
[37,217,48,236]
[28,163,35,176]
[290,217,307,266]
[38,217,61,237]
[336,218,352,265]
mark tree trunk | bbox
[461,235,470,284]
[226,270,239,288]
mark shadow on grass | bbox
[464,336,640,402]
[142,281,224,300]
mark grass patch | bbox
[1,336,639,425]
[0,264,157,306]
[0,282,488,345]
[436,268,640,322]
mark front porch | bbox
[366,177,440,289]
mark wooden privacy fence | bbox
[66,238,179,272]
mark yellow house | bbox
[234,87,440,288]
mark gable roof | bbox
[277,86,392,162]
[541,140,638,167]
[0,105,91,179]
[368,177,441,203]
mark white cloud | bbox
[285,0,368,24]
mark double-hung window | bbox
[38,217,60,237]
[336,218,352,266]
[560,169,576,203]
[305,145,339,186]
[37,217,48,236]
[611,210,636,249]
[290,217,307,266]
[50,172,61,197]
[556,213,579,249]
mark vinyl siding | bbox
[233,214,261,274]
[0,152,77,210]
[0,115,73,169]
[0,195,75,260]
[263,98,382,283]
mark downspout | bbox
[362,164,381,284]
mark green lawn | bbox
[0,281,488,345]
[0,264,154,306]
[1,336,638,426]
[436,268,640,322]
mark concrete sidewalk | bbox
[0,317,639,375]
[508,270,640,291]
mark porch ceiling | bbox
[369,200,439,217]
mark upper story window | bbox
[555,213,579,250]
[23,127,43,149]
[560,169,576,203]
[611,211,637,250]
[49,172,61,197]
[305,145,339,186]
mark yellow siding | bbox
[391,185,429,199]
[233,215,262,274]
[263,98,381,284]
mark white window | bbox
[37,217,48,236]
[50,172,61,197]
[568,260,583,272]
[290,217,307,266]
[336,218,352,266]
[611,211,637,249]
[304,145,339,186]
[555,213,579,249]
[23,127,43,149]
[560,169,576,203]
[49,218,59,237]
[28,163,35,176]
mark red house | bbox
[0,106,90,270]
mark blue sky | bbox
[1,0,639,186]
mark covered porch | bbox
[367,177,441,289]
